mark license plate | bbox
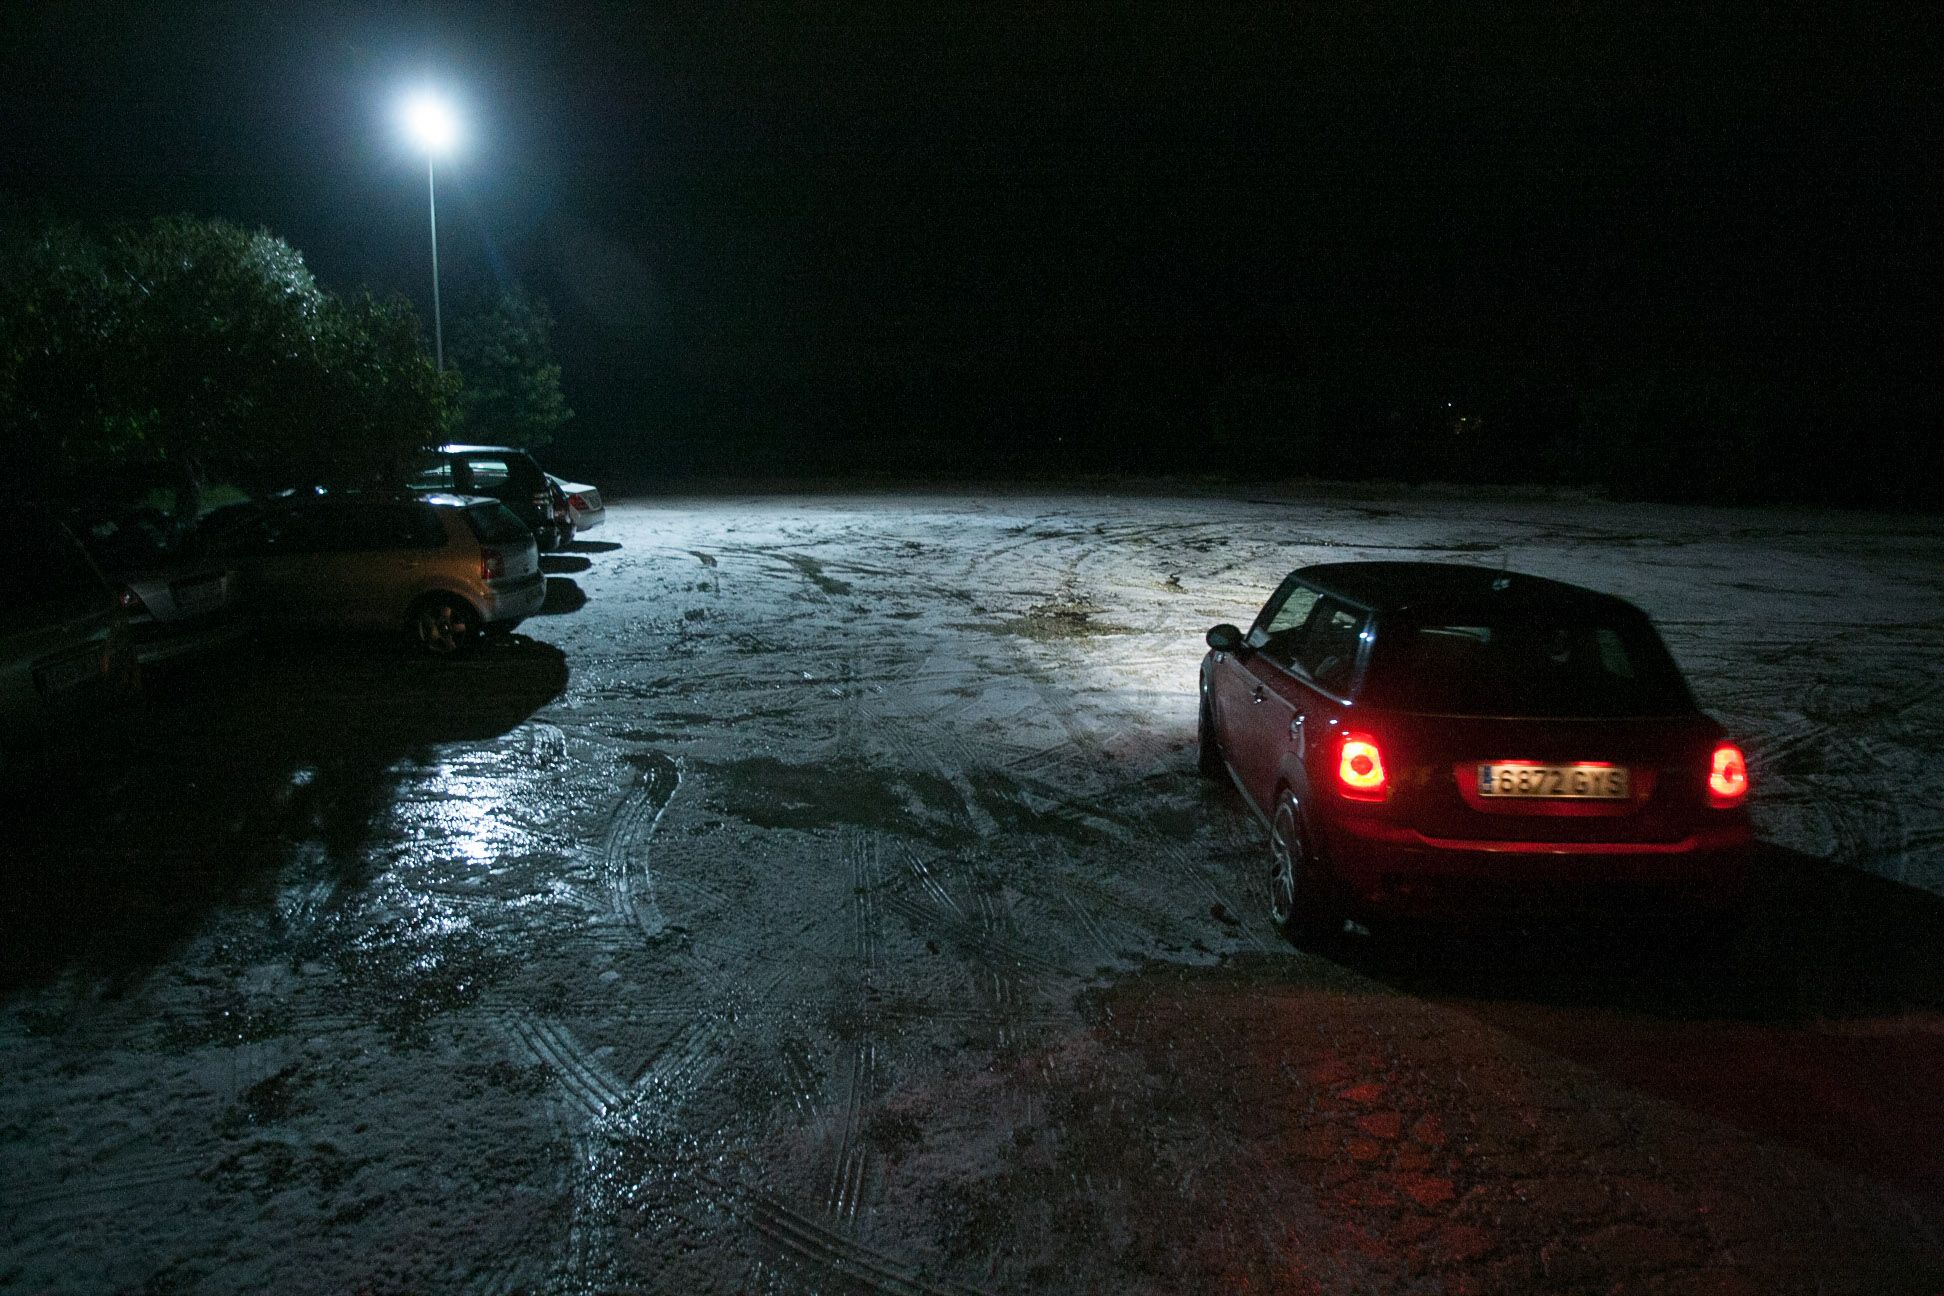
[35,651,105,696]
[1477,762,1630,799]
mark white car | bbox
[546,474,605,533]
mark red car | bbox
[1198,563,1752,939]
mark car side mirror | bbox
[1206,623,1243,653]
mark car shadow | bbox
[541,554,592,574]
[567,539,621,553]
[1316,842,1944,1201]
[538,576,587,615]
[0,637,568,996]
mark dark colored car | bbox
[207,491,545,655]
[64,505,244,667]
[3,508,140,739]
[1198,562,1752,938]
[408,445,569,552]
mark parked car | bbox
[63,505,244,667]
[546,473,606,534]
[3,507,140,738]
[544,475,576,546]
[208,491,546,655]
[1198,562,1752,939]
[408,445,569,551]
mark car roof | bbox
[417,492,500,509]
[1294,561,1645,620]
[432,443,537,458]
[253,488,497,511]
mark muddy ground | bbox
[4,485,1942,1295]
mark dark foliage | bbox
[447,287,572,450]
[0,217,449,505]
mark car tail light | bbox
[567,493,588,510]
[1708,742,1749,806]
[118,586,149,616]
[1336,733,1389,801]
[480,549,505,581]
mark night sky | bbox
[4,3,1937,480]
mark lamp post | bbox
[401,91,459,372]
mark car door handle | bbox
[1251,686,1266,704]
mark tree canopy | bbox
[447,287,572,450]
[1,216,448,500]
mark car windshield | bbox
[1361,606,1694,717]
[464,503,531,545]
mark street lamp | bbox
[400,90,459,372]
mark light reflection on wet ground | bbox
[2,489,1942,1294]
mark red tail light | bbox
[1708,742,1749,806]
[480,549,505,581]
[118,586,149,616]
[1336,733,1389,801]
[567,493,588,510]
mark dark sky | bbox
[3,2,1938,473]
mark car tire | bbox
[1269,788,1341,944]
[1197,693,1225,779]
[411,594,479,657]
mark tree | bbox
[447,288,572,449]
[0,217,449,503]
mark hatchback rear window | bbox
[1362,608,1693,717]
[463,503,531,545]
[4,521,106,616]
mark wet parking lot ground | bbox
[4,486,1943,1295]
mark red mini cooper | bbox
[1198,563,1752,939]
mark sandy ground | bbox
[3,485,1942,1295]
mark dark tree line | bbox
[1,216,573,512]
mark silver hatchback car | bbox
[213,492,546,654]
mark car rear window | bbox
[463,503,531,545]
[1361,607,1694,717]
[4,521,107,616]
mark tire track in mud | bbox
[6,1153,209,1216]
[824,1039,878,1226]
[1739,670,1939,880]
[699,1173,993,1296]
[850,828,884,974]
[1059,890,1122,965]
[878,883,1071,980]
[500,1005,738,1292]
[502,1013,625,1118]
[601,753,681,942]
[971,889,1029,1050]
[776,1035,822,1121]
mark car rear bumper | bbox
[131,612,248,666]
[570,506,604,532]
[1322,814,1755,917]
[482,570,546,623]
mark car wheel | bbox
[1269,789,1340,943]
[412,594,479,656]
[1197,693,1224,779]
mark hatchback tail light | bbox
[1336,733,1389,801]
[567,493,588,511]
[1708,742,1749,807]
[480,549,505,581]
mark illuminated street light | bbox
[400,90,460,371]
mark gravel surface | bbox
[4,486,1941,1295]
